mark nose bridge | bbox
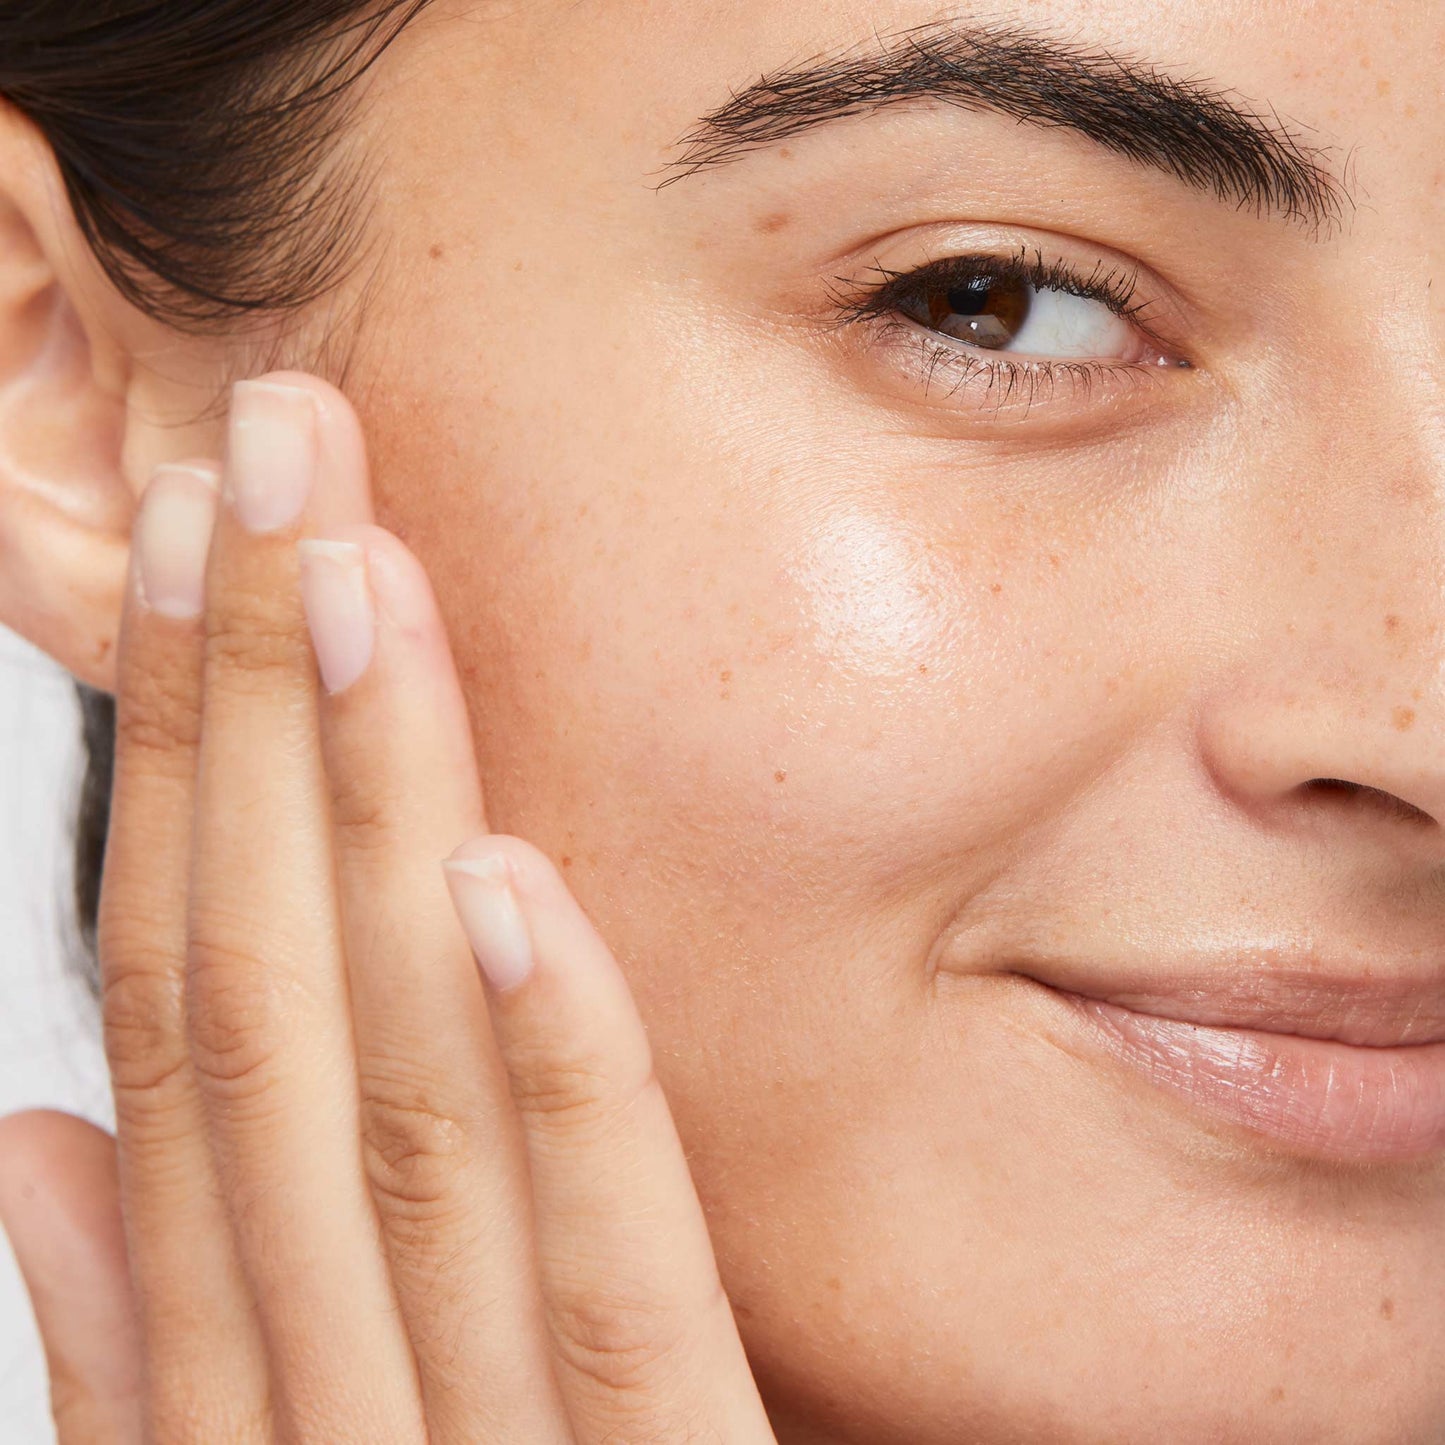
[1191,41,1445,836]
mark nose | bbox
[1194,381,1445,854]
[1198,643,1445,842]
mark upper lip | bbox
[1008,945,1445,1048]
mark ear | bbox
[0,100,230,692]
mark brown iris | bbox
[906,274,1031,351]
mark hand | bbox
[0,373,777,1443]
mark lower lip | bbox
[1056,991,1445,1164]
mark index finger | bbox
[444,836,778,1444]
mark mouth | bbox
[1019,962,1445,1164]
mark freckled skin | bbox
[329,1,1445,1440]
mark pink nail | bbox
[297,540,375,695]
[442,854,535,992]
[134,465,221,620]
[225,380,318,533]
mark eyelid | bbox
[814,227,1197,420]
[816,222,1196,342]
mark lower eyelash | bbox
[821,244,1189,413]
[863,313,1157,416]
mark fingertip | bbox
[0,1112,121,1243]
[444,833,559,898]
[232,369,374,529]
[304,523,451,666]
[0,1114,142,1437]
[442,834,608,972]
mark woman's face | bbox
[167,0,1445,1438]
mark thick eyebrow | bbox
[655,19,1347,230]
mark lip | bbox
[1049,984,1445,1164]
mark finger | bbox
[185,373,425,1439]
[101,460,272,1439]
[0,1111,142,1445]
[297,524,574,1442]
[443,839,776,1444]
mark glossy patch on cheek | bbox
[791,508,968,675]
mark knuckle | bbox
[329,768,408,858]
[114,655,201,761]
[547,1276,695,1398]
[183,933,303,1105]
[357,1080,470,1219]
[100,956,190,1096]
[509,1044,658,1147]
[204,599,309,685]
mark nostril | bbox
[1303,777,1438,827]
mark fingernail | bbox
[442,854,535,992]
[297,539,374,695]
[134,464,221,620]
[225,380,318,533]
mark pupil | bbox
[946,278,995,316]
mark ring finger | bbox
[184,375,424,1439]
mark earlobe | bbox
[0,102,226,693]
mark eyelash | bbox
[823,245,1187,412]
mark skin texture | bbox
[1,0,1444,1441]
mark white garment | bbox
[0,625,111,1445]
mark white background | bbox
[0,624,111,1444]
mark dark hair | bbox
[0,0,435,980]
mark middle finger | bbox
[186,374,425,1440]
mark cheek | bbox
[406,429,1143,953]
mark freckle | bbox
[774,770,788,784]
[778,146,792,159]
[990,582,1003,595]
[1269,1386,1286,1403]
[1049,554,1060,569]
[428,242,444,260]
[1380,1297,1395,1319]
[756,210,792,234]
[1377,77,1390,96]
[1384,613,1400,632]
[1393,705,1416,731]
[720,669,732,683]
[826,1276,841,1291]
[561,856,573,868]
[513,259,524,272]
[918,663,929,673]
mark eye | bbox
[824,244,1190,414]
[900,271,1136,360]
